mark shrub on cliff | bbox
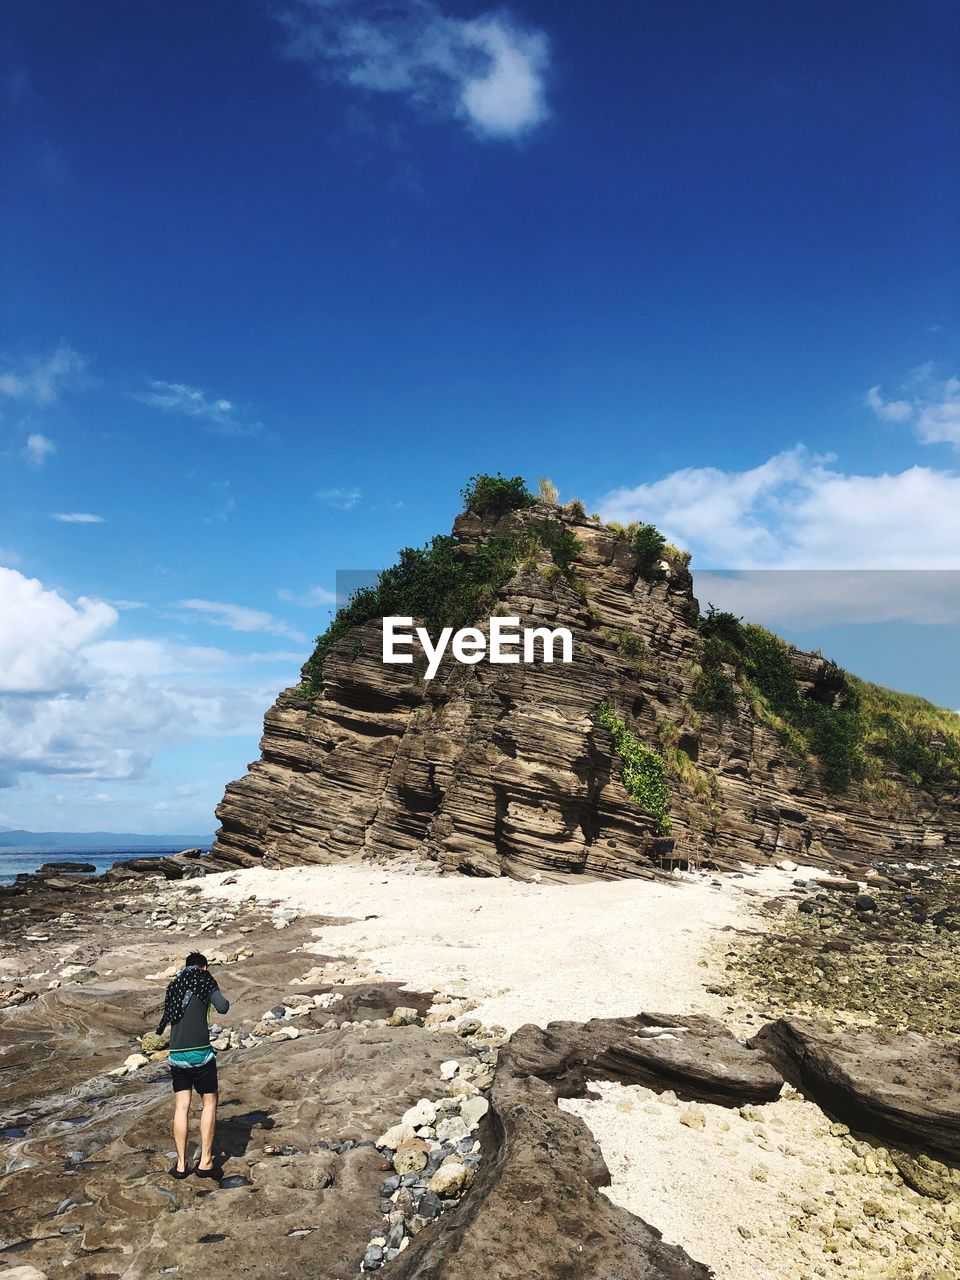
[596,702,671,834]
[461,473,536,515]
[632,522,668,581]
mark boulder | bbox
[751,1018,960,1161]
[388,1007,420,1027]
[377,1122,415,1150]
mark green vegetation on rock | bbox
[631,522,668,581]
[854,680,960,795]
[596,702,671,834]
[606,519,669,582]
[460,472,536,515]
[299,477,583,696]
[691,607,960,796]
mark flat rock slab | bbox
[751,1017,960,1162]
[391,1019,716,1280]
[505,1011,784,1106]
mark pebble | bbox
[678,1108,706,1131]
[401,1099,437,1129]
[435,1116,470,1143]
[428,1161,473,1197]
[459,1096,489,1131]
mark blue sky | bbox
[1,0,958,832]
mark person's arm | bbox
[210,986,230,1014]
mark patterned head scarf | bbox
[156,963,216,1036]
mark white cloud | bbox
[0,343,86,406]
[84,639,305,679]
[135,380,261,436]
[281,0,550,139]
[177,597,306,642]
[0,566,299,791]
[865,385,912,423]
[695,570,960,629]
[0,567,117,695]
[23,432,56,466]
[278,584,340,607]
[598,447,960,571]
[316,485,361,509]
[51,512,105,524]
[598,449,960,628]
[866,366,960,446]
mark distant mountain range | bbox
[0,829,213,849]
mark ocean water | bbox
[0,844,211,886]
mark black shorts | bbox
[170,1057,219,1095]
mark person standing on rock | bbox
[156,951,229,1179]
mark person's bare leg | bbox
[198,1091,219,1170]
[172,1089,191,1172]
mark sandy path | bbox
[197,861,794,1032]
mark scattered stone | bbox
[362,1243,384,1271]
[678,1107,706,1131]
[393,1143,429,1175]
[388,1006,421,1027]
[459,1096,489,1132]
[428,1161,473,1197]
[435,1116,470,1143]
[401,1099,437,1129]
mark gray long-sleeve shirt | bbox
[168,982,230,1054]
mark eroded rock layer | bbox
[214,504,959,877]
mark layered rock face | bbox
[213,504,958,877]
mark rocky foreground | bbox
[1,864,959,1280]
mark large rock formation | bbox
[751,1017,960,1162]
[213,502,959,878]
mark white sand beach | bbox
[198,860,795,1032]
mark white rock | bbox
[401,1099,437,1129]
[459,1096,489,1131]
[777,859,798,872]
[377,1122,415,1151]
[440,1060,459,1080]
[123,1053,150,1071]
[435,1115,470,1143]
